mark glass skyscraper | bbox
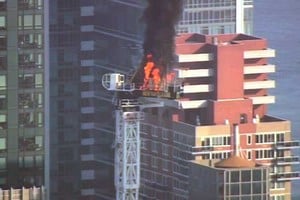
[0,0,45,189]
[49,0,145,199]
[49,0,81,199]
[177,0,253,34]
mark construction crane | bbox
[102,73,163,200]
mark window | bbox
[255,149,274,159]
[0,114,7,129]
[162,128,169,140]
[19,136,43,151]
[24,15,33,27]
[19,112,34,127]
[35,155,43,167]
[247,150,252,160]
[271,195,285,200]
[151,126,158,137]
[240,113,248,123]
[24,156,34,168]
[151,157,158,168]
[18,0,43,9]
[0,56,6,70]
[162,144,168,156]
[0,16,5,30]
[0,94,6,109]
[18,73,43,88]
[0,36,6,50]
[18,14,43,29]
[0,138,6,152]
[0,157,6,169]
[247,135,252,145]
[162,160,168,171]
[231,171,240,182]
[35,73,43,87]
[276,133,285,142]
[18,33,43,49]
[212,152,230,159]
[0,0,6,11]
[256,133,275,144]
[0,75,6,89]
[203,136,231,146]
[151,141,159,153]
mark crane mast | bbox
[114,99,142,200]
[102,73,166,200]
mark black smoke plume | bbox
[142,0,182,74]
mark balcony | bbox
[177,100,208,109]
[182,84,214,93]
[178,53,213,63]
[275,141,300,150]
[244,80,275,90]
[244,49,275,59]
[175,68,214,78]
[276,156,300,165]
[244,64,275,74]
[248,96,275,105]
[192,146,214,155]
[271,171,300,182]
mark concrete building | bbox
[178,0,253,34]
[139,33,299,200]
[0,0,46,191]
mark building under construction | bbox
[137,33,299,200]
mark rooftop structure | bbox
[189,159,269,200]
[214,155,256,168]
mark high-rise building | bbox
[49,0,81,199]
[178,0,253,35]
[139,33,299,200]
[0,0,46,190]
[49,0,146,199]
[78,1,146,199]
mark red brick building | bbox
[140,33,299,200]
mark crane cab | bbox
[102,73,135,91]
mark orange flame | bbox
[166,71,175,84]
[142,54,161,91]
[151,68,161,91]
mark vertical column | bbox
[236,0,244,33]
[44,0,50,199]
[6,0,19,186]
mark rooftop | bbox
[215,155,256,169]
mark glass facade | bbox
[221,168,269,199]
[49,0,146,199]
[177,0,253,34]
[49,0,81,199]
[78,1,145,198]
[0,0,45,189]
